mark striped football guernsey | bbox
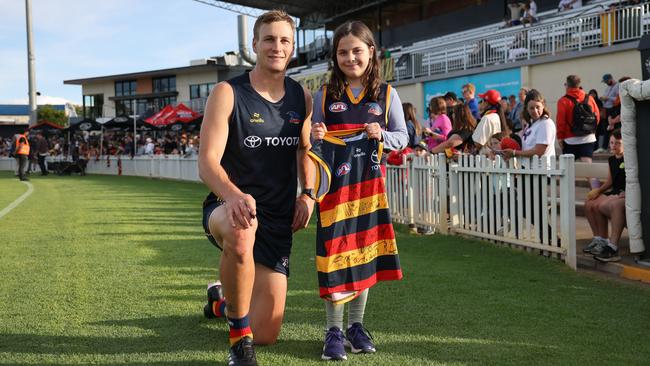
[308,128,402,304]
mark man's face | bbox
[462,88,474,100]
[252,21,294,73]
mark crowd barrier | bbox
[0,153,577,269]
[386,154,577,269]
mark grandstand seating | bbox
[287,0,644,82]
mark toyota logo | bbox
[371,150,380,164]
[79,122,92,131]
[244,135,262,148]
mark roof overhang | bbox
[64,63,248,85]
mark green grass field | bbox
[1,171,650,365]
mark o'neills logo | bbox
[250,112,265,124]
[329,102,347,113]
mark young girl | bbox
[311,20,408,361]
[424,97,452,150]
[402,102,422,148]
[503,89,556,161]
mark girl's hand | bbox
[587,189,600,201]
[502,149,515,160]
[311,122,327,140]
[364,123,382,140]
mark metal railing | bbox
[392,3,649,81]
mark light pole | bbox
[25,0,37,126]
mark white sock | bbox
[594,236,603,241]
[607,241,618,251]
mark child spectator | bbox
[424,97,452,150]
[583,129,626,262]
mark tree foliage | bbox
[37,105,67,127]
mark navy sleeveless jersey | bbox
[205,72,306,223]
[321,84,391,131]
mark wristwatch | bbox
[301,188,315,200]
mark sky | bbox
[0,0,258,105]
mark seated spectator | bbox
[424,97,452,150]
[430,104,477,156]
[582,129,626,262]
[444,92,459,121]
[558,0,582,12]
[521,0,538,25]
[507,0,525,26]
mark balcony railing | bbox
[391,3,648,81]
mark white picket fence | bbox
[0,155,202,182]
[386,153,577,269]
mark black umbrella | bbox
[70,118,103,132]
[102,115,135,131]
[165,116,202,132]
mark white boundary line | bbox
[0,181,34,219]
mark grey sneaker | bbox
[589,241,611,256]
[583,238,607,254]
[594,245,621,262]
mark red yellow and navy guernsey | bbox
[308,128,402,304]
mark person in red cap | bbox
[472,89,509,153]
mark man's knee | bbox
[252,322,281,345]
[209,207,257,258]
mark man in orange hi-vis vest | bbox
[15,130,30,181]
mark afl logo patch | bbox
[366,102,383,116]
[329,102,348,113]
[336,162,351,177]
[286,111,302,124]
[244,135,262,148]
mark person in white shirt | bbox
[503,89,556,162]
[558,0,582,11]
[472,89,509,154]
[503,89,557,242]
[144,137,155,155]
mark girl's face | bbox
[489,137,501,151]
[336,34,373,81]
[609,136,623,155]
[526,100,544,121]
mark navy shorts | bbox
[202,199,292,276]
[562,142,594,159]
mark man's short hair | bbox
[253,10,296,41]
[462,83,476,94]
[611,128,622,140]
[566,75,581,88]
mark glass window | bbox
[115,82,123,97]
[153,76,176,93]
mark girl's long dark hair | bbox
[326,21,382,101]
[402,102,422,136]
[452,104,477,132]
[521,89,551,124]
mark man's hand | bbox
[224,193,257,229]
[364,122,382,140]
[312,122,327,141]
[292,194,314,232]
